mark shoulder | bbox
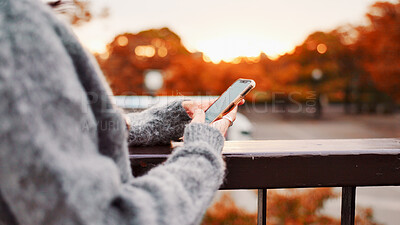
[0,0,91,123]
[0,0,79,82]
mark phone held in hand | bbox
[205,79,256,123]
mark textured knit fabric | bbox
[126,100,192,146]
[0,0,225,224]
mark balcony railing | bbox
[129,138,400,225]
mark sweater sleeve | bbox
[0,105,225,225]
[114,123,225,225]
[126,100,192,146]
[0,28,224,222]
[0,1,225,224]
[0,44,225,225]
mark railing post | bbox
[257,188,267,225]
[341,186,356,225]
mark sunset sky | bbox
[72,0,393,62]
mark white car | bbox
[226,113,253,140]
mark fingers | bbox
[199,98,218,111]
[225,104,239,121]
[182,99,218,119]
[182,100,196,118]
[190,109,205,124]
[211,103,239,136]
[185,98,244,125]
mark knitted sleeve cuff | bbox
[126,100,193,146]
[159,100,192,124]
[183,123,225,153]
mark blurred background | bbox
[55,0,400,224]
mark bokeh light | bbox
[99,51,109,60]
[117,36,128,46]
[144,70,164,91]
[157,47,168,57]
[317,43,327,54]
[135,45,156,57]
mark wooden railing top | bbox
[191,138,400,156]
[129,138,400,189]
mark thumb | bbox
[191,109,205,123]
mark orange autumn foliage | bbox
[202,194,257,225]
[93,1,399,104]
[267,188,338,225]
[202,189,382,225]
[354,1,400,102]
[95,27,357,102]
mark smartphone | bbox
[205,79,256,123]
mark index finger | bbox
[191,109,206,123]
[199,98,218,111]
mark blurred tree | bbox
[162,54,208,95]
[353,1,400,104]
[290,31,353,100]
[97,28,190,95]
[267,188,339,224]
[95,0,399,110]
[202,193,257,225]
[256,30,356,108]
[202,189,382,225]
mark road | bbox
[216,104,400,225]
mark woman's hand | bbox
[188,100,243,136]
[182,99,215,119]
[210,104,240,136]
[182,99,244,119]
[190,109,206,123]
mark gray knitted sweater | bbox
[0,0,225,224]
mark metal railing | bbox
[129,138,400,225]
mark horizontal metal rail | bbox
[129,138,400,225]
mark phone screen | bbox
[205,80,252,123]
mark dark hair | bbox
[47,1,62,8]
[47,0,72,13]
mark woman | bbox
[0,0,240,224]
